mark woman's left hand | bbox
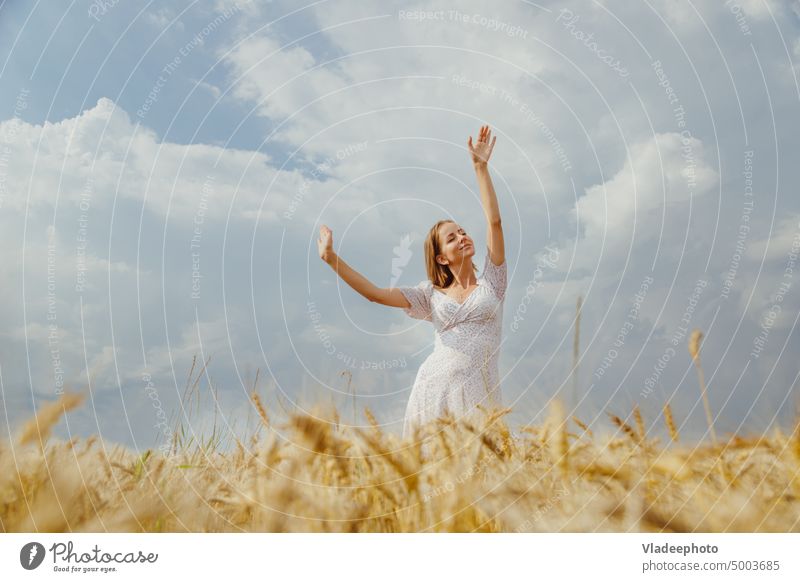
[468,124,497,166]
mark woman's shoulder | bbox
[415,279,434,294]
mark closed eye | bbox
[447,229,466,242]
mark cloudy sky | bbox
[1,0,799,451]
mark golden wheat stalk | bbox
[608,412,638,443]
[663,402,679,442]
[363,407,379,431]
[689,329,718,446]
[572,416,593,438]
[792,413,800,463]
[251,391,270,428]
[633,405,646,442]
[19,391,86,447]
[548,400,570,479]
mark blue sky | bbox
[1,0,799,452]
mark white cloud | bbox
[574,132,718,257]
[224,35,341,121]
[191,78,222,99]
[0,98,288,223]
[746,214,800,262]
[0,99,311,403]
[737,0,786,20]
[146,7,185,31]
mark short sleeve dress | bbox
[398,246,507,439]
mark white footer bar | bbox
[2,533,797,581]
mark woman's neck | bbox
[449,264,476,289]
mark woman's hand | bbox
[318,224,335,263]
[468,124,497,166]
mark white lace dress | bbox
[398,246,507,439]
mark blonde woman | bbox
[318,125,507,439]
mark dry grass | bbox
[2,390,800,533]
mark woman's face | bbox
[437,222,475,266]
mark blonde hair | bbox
[424,219,478,289]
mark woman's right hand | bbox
[468,124,497,166]
[318,224,334,263]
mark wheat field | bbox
[3,327,800,533]
[3,390,800,532]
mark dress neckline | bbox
[432,279,482,306]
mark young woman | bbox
[318,125,507,439]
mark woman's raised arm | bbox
[318,224,410,308]
[468,124,505,266]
